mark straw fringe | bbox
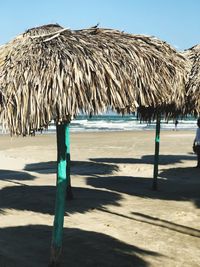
[183,45,200,115]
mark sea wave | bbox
[1,115,198,134]
[66,115,198,132]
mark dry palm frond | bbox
[0,24,188,135]
[79,28,188,120]
[183,45,200,115]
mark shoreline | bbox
[0,127,197,135]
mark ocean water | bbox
[0,114,197,134]
[47,114,198,133]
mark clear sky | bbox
[1,0,200,50]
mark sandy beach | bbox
[0,130,200,267]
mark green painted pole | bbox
[66,125,73,200]
[152,114,161,190]
[50,123,68,266]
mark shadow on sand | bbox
[87,166,200,208]
[0,186,122,215]
[90,154,196,165]
[24,160,119,175]
[0,169,35,182]
[0,224,160,267]
[96,208,200,238]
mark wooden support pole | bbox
[50,123,68,266]
[152,114,161,190]
[65,125,73,200]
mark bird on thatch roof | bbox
[91,23,100,29]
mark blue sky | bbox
[1,0,200,50]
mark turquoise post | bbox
[66,125,73,200]
[50,123,68,266]
[152,114,161,190]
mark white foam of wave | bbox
[70,119,146,132]
[0,118,197,134]
[70,118,198,132]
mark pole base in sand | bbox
[49,246,62,267]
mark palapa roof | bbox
[0,24,188,135]
[183,44,200,115]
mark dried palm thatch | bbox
[183,44,200,115]
[79,28,188,118]
[0,24,188,135]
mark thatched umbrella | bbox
[183,44,200,115]
[0,25,188,134]
[0,24,188,265]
